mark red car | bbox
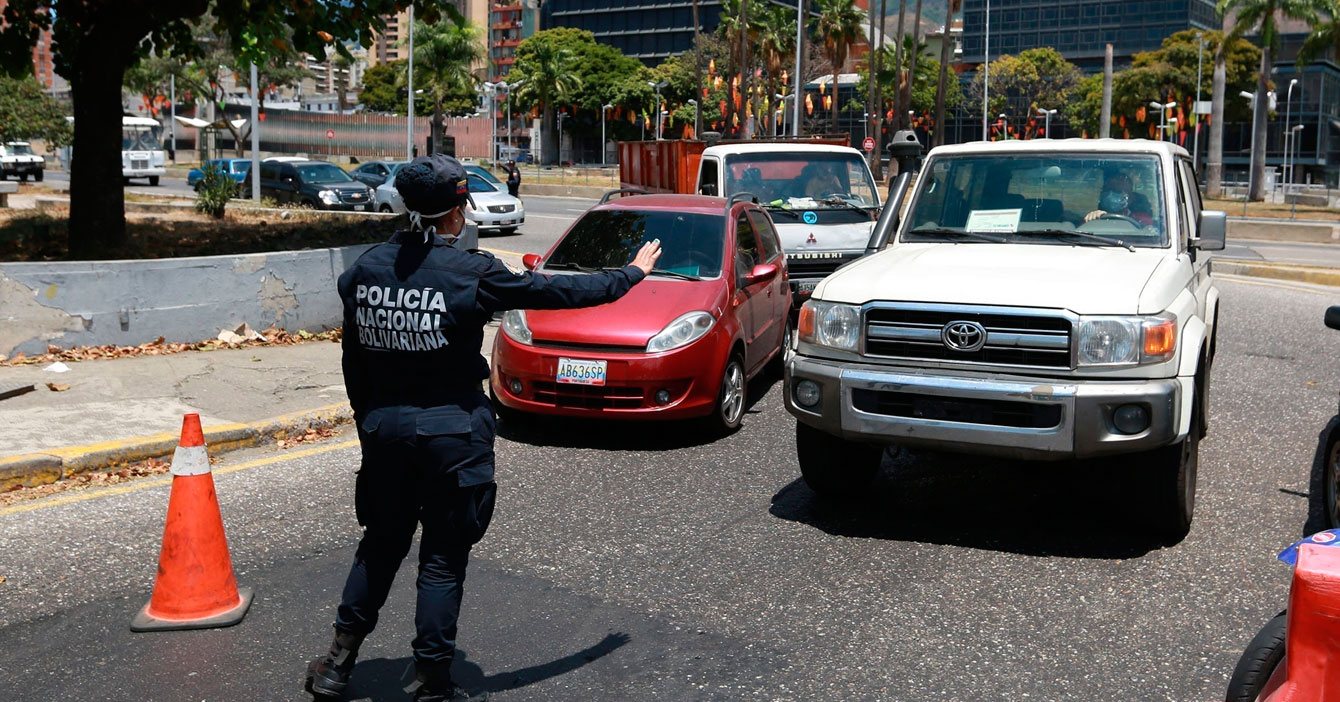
[490,191,790,431]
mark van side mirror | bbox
[700,183,717,196]
[522,253,542,271]
[1194,210,1226,251]
[746,262,779,284]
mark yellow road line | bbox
[0,439,360,517]
[1217,274,1337,296]
[481,246,527,258]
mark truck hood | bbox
[814,243,1169,315]
[526,276,726,347]
[774,220,874,254]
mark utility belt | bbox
[364,381,487,410]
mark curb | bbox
[1213,259,1340,288]
[0,402,353,491]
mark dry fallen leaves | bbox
[0,457,174,508]
[0,327,341,367]
[276,426,338,450]
[45,382,70,392]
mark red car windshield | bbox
[547,210,725,278]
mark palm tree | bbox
[755,5,795,134]
[693,0,704,137]
[933,0,962,146]
[893,0,908,127]
[905,0,925,128]
[812,0,864,132]
[718,0,747,133]
[1297,0,1340,65]
[1218,0,1329,200]
[1207,21,1230,196]
[513,43,582,164]
[405,19,484,156]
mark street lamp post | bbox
[504,81,520,162]
[647,80,668,140]
[1149,100,1176,142]
[1193,32,1204,168]
[601,103,613,166]
[1290,123,1304,215]
[483,81,499,164]
[1240,90,1260,205]
[792,0,803,137]
[1284,78,1298,189]
[1037,107,1057,138]
[406,5,414,160]
[982,0,991,140]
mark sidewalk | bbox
[0,323,498,488]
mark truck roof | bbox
[929,138,1190,158]
[599,193,728,215]
[701,142,861,157]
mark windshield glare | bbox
[299,164,354,184]
[725,152,877,209]
[467,174,498,193]
[547,210,725,278]
[904,154,1168,247]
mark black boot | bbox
[305,629,365,699]
[405,659,489,702]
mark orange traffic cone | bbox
[130,413,253,632]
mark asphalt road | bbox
[2,274,1339,700]
[1217,239,1340,267]
[41,168,197,198]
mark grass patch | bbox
[1203,196,1340,222]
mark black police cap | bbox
[395,154,471,215]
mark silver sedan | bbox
[376,173,525,235]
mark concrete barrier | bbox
[1227,217,1340,243]
[32,196,397,220]
[519,183,609,200]
[0,244,373,357]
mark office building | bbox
[541,0,735,64]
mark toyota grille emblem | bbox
[941,321,987,352]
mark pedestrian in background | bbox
[505,160,520,199]
[306,153,659,702]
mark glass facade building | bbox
[540,0,733,64]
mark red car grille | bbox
[531,381,645,409]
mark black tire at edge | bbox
[1225,611,1287,702]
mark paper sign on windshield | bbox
[965,208,1022,233]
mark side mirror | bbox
[1326,306,1340,331]
[1194,210,1227,251]
[746,262,779,285]
[522,253,542,271]
[700,183,717,196]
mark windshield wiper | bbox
[545,261,598,273]
[906,227,1008,244]
[645,268,702,281]
[763,206,801,218]
[821,196,874,213]
[1018,229,1136,252]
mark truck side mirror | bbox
[522,253,542,271]
[700,183,717,196]
[1194,210,1226,251]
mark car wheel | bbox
[34,170,42,182]
[1324,428,1340,530]
[148,176,160,186]
[1225,612,1287,702]
[1143,390,1200,545]
[379,204,394,213]
[706,354,747,434]
[795,421,883,497]
[768,318,793,378]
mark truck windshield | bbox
[8,143,34,155]
[724,152,877,210]
[547,210,724,278]
[903,154,1168,248]
[122,127,162,151]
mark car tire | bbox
[379,204,394,213]
[705,353,747,434]
[795,421,883,497]
[34,170,42,182]
[148,176,160,186]
[767,319,793,379]
[1323,427,1340,530]
[1225,612,1287,702]
[1143,390,1201,545]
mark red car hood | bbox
[526,277,726,348]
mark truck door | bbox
[733,209,771,373]
[698,157,720,196]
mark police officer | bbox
[504,160,520,199]
[306,154,660,701]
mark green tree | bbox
[753,4,796,135]
[0,75,71,146]
[969,47,1081,137]
[359,60,406,114]
[1297,0,1340,66]
[1218,0,1330,200]
[0,0,457,257]
[811,0,864,132]
[856,38,960,132]
[510,28,584,164]
[404,19,484,155]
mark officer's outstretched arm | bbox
[476,241,661,313]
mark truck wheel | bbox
[1225,612,1287,702]
[1145,392,1201,545]
[149,176,160,186]
[795,421,883,497]
[34,169,42,182]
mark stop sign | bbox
[325,129,335,140]
[863,136,875,151]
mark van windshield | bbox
[546,210,725,278]
[903,153,1168,248]
[724,152,878,210]
[122,127,162,151]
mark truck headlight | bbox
[647,311,714,353]
[501,309,532,344]
[1077,315,1177,366]
[798,300,861,352]
[318,190,341,205]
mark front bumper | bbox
[123,167,166,178]
[490,327,728,420]
[4,161,42,173]
[785,356,1186,460]
[470,209,525,230]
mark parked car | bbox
[241,160,373,211]
[350,160,408,188]
[187,159,249,191]
[0,141,44,181]
[377,172,524,235]
[490,191,789,432]
[785,138,1223,543]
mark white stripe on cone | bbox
[170,444,211,476]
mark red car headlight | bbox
[646,311,715,353]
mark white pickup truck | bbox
[0,142,44,181]
[785,139,1224,543]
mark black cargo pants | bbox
[334,393,497,665]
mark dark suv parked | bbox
[242,160,373,211]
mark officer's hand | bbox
[630,240,662,276]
